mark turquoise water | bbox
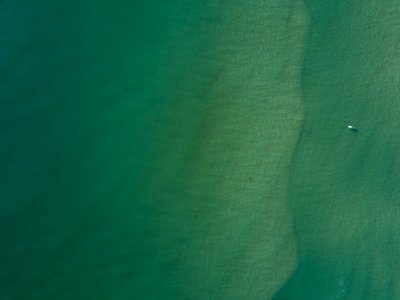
[274,2,400,299]
[1,1,400,299]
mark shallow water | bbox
[1,1,400,299]
[274,1,400,299]
[1,1,306,299]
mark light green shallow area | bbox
[0,1,306,299]
[1,0,400,299]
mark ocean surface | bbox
[1,1,399,299]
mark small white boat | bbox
[347,125,358,132]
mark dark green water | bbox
[1,1,399,299]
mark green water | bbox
[1,1,399,299]
[274,2,400,299]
